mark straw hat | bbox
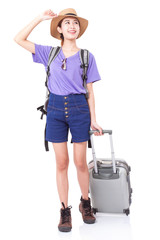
[50,8,88,40]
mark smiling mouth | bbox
[68,31,76,34]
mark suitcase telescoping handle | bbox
[89,130,116,174]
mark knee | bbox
[56,158,69,171]
[74,160,87,172]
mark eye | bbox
[65,21,79,25]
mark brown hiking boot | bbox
[58,202,72,232]
[79,196,96,224]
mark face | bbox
[57,17,80,40]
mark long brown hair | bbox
[57,19,64,47]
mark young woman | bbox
[14,8,103,232]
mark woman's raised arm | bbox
[14,10,57,53]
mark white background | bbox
[0,0,160,239]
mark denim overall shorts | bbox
[45,92,91,143]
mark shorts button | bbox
[64,96,67,99]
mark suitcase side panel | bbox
[89,166,130,213]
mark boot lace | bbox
[61,202,72,224]
[82,199,93,216]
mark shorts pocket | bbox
[76,104,90,114]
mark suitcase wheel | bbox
[92,208,98,214]
[123,208,130,216]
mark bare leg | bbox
[73,141,89,200]
[52,142,69,208]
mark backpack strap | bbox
[45,46,61,105]
[45,46,61,90]
[79,49,89,99]
[37,46,61,119]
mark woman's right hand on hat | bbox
[39,9,57,21]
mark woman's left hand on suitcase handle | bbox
[91,121,104,136]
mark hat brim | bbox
[50,15,88,40]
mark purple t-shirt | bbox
[32,43,101,95]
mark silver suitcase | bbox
[88,130,132,215]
